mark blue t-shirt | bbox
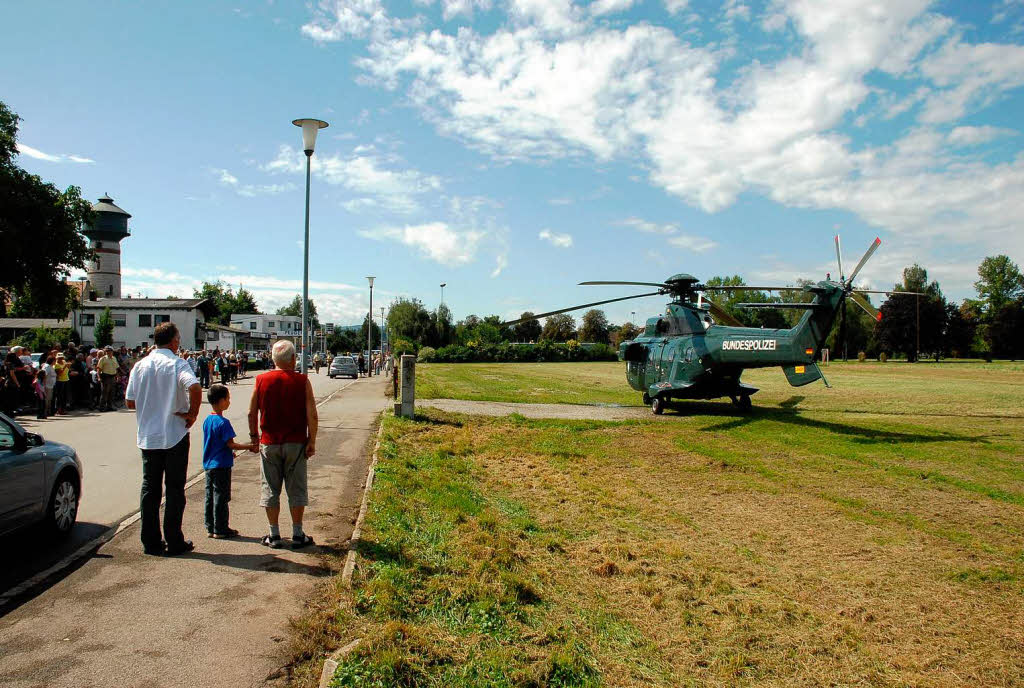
[202,414,236,470]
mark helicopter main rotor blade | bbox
[703,297,744,327]
[579,280,669,288]
[854,289,925,295]
[701,285,806,292]
[846,237,881,286]
[501,292,663,327]
[835,235,845,283]
[848,291,881,322]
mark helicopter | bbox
[505,237,921,414]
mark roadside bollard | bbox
[396,354,415,418]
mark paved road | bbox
[0,368,365,599]
[0,374,389,687]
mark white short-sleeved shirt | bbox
[125,348,200,450]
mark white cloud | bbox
[663,0,689,14]
[590,0,638,18]
[619,217,678,234]
[947,125,1014,146]
[359,222,483,265]
[538,229,573,248]
[264,145,441,213]
[667,234,717,253]
[300,0,399,41]
[319,0,1024,263]
[213,167,296,197]
[17,143,94,164]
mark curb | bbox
[318,638,362,688]
[341,416,384,587]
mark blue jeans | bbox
[204,467,232,534]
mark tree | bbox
[611,321,641,346]
[988,301,1024,360]
[277,294,320,331]
[434,303,454,348]
[10,326,78,352]
[8,281,80,319]
[94,307,114,347]
[192,281,261,325]
[703,275,783,328]
[876,264,947,360]
[387,298,434,348]
[541,313,576,342]
[482,315,513,343]
[512,313,542,342]
[359,313,382,349]
[974,256,1024,315]
[944,301,979,358]
[579,309,610,344]
[0,101,94,317]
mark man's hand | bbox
[306,441,316,458]
[174,410,199,428]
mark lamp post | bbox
[366,276,375,377]
[440,282,446,305]
[380,306,386,354]
[292,117,329,375]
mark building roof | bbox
[0,318,71,329]
[66,279,90,302]
[79,298,208,310]
[92,194,132,217]
[201,322,248,334]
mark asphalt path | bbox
[0,367,363,600]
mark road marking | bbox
[0,377,363,609]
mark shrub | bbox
[11,327,77,352]
[857,351,866,362]
[879,352,888,363]
[417,346,436,363]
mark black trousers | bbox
[140,433,189,549]
[204,467,232,534]
[199,367,210,388]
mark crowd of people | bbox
[0,343,274,420]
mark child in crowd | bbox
[89,362,101,410]
[202,383,255,538]
[33,369,47,419]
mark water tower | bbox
[84,194,131,298]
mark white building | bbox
[74,298,215,350]
[229,313,302,349]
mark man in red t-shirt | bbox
[247,340,319,549]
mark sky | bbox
[3,0,1024,327]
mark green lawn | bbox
[297,362,1024,687]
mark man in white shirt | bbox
[125,322,202,556]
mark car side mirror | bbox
[25,432,43,447]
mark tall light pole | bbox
[380,306,386,354]
[366,276,375,376]
[292,117,329,375]
[440,282,446,305]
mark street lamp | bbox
[367,276,375,376]
[440,282,446,305]
[380,306,386,360]
[292,117,329,375]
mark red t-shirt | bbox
[254,369,309,445]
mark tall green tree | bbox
[434,303,454,347]
[94,307,114,347]
[541,313,576,342]
[876,264,947,360]
[276,294,320,331]
[944,301,979,358]
[0,101,94,317]
[512,313,542,342]
[193,281,261,325]
[974,256,1024,315]
[359,313,382,349]
[579,309,610,343]
[703,275,784,328]
[387,298,434,346]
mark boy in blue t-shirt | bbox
[203,383,255,538]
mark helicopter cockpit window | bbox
[656,319,669,334]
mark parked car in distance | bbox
[0,412,83,538]
[329,356,359,379]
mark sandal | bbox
[291,534,315,549]
[261,534,283,549]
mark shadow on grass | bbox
[691,404,988,445]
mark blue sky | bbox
[4,0,1024,326]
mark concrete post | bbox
[396,354,415,418]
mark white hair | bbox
[272,340,296,366]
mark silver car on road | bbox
[329,356,359,379]
[0,413,83,538]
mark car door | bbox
[0,416,46,532]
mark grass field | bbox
[300,362,1024,687]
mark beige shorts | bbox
[259,443,308,508]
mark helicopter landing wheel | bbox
[642,392,651,405]
[733,395,752,411]
[651,396,665,415]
